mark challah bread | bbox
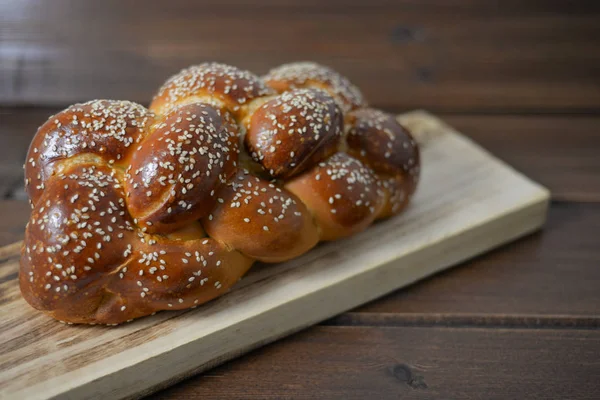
[20,62,420,325]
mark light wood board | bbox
[0,111,550,400]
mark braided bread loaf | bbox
[20,62,420,325]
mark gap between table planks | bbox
[0,111,549,400]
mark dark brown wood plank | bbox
[357,202,600,316]
[0,107,57,198]
[326,313,600,329]
[0,172,20,199]
[0,201,30,247]
[149,325,600,400]
[2,109,599,201]
[0,108,48,198]
[1,0,599,111]
[444,115,600,202]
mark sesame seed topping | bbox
[153,62,272,114]
[264,62,366,113]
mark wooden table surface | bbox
[1,1,599,399]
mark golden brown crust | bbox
[377,176,411,218]
[24,100,154,206]
[285,153,385,241]
[20,164,138,324]
[20,62,421,325]
[263,62,367,113]
[149,63,274,118]
[125,103,238,233]
[245,89,343,179]
[346,108,420,218]
[346,109,419,177]
[20,162,253,325]
[203,169,319,263]
[102,238,252,323]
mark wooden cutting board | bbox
[0,111,550,400]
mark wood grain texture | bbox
[150,326,600,400]
[357,202,600,317]
[0,111,549,399]
[2,108,598,202]
[1,0,599,111]
[326,312,600,329]
[444,115,600,202]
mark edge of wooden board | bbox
[1,110,550,400]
